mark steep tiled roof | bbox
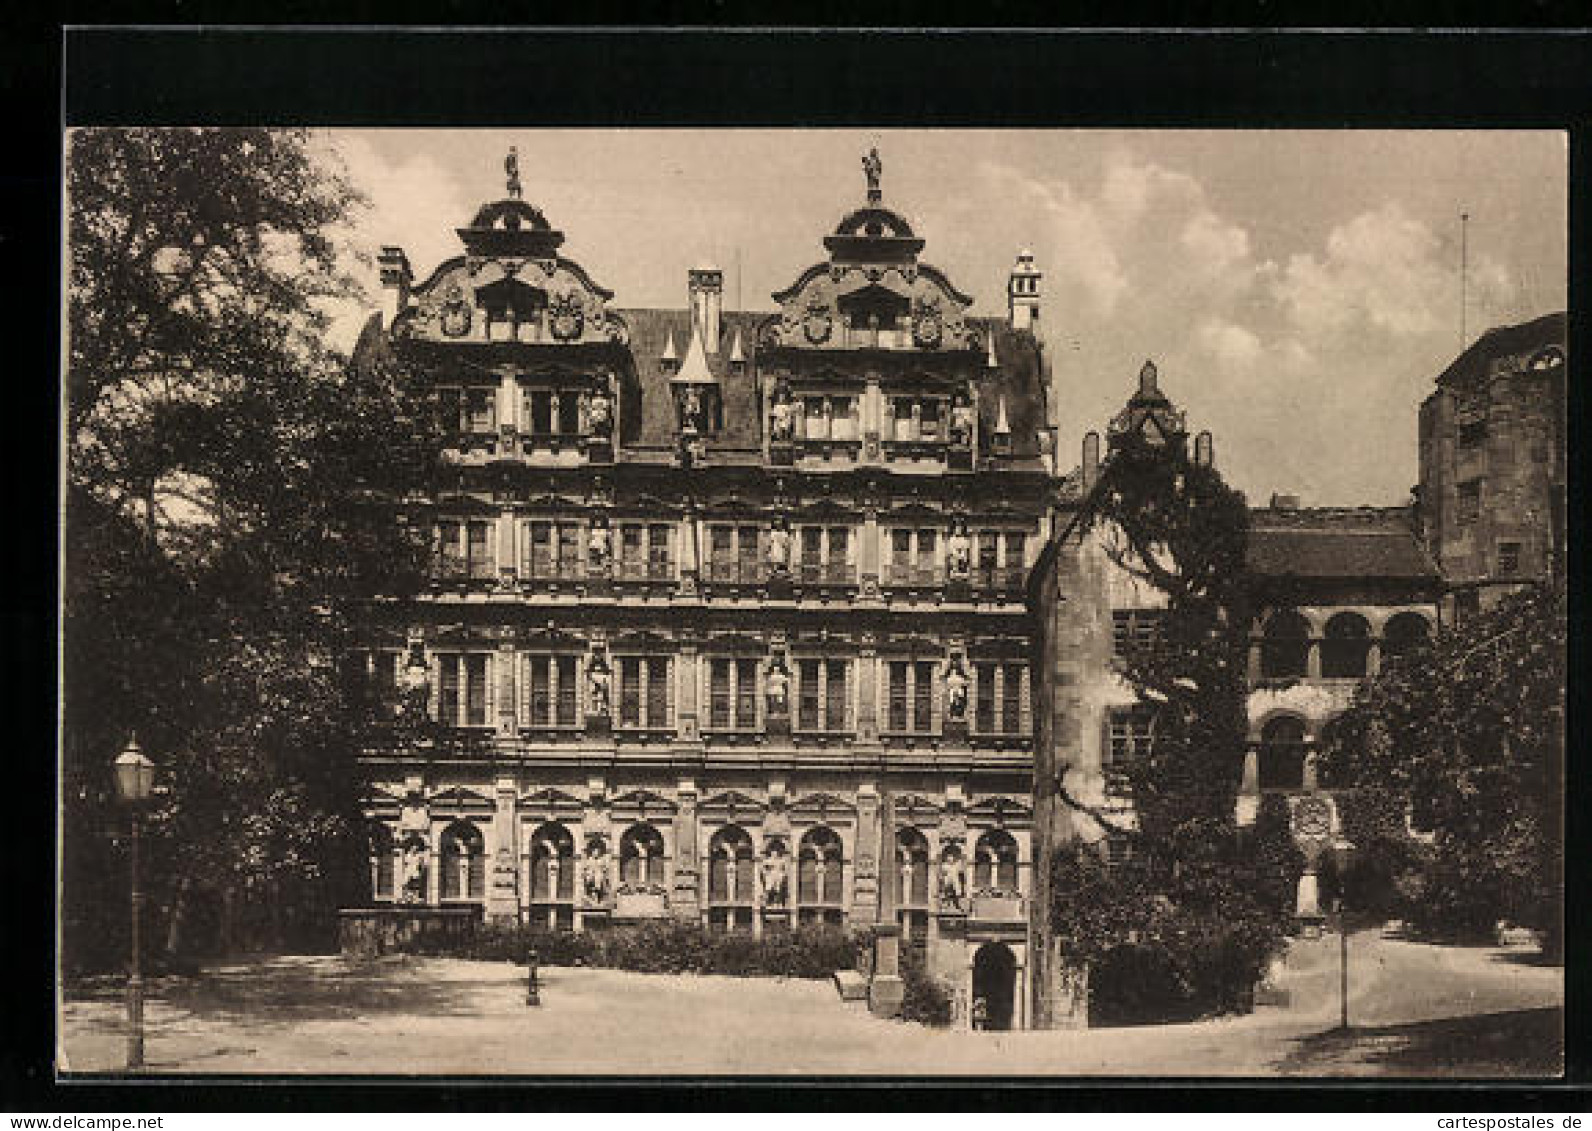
[619,308,766,450]
[1247,507,1439,580]
[616,309,1049,460]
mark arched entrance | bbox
[972,941,1017,1031]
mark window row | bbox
[351,650,1029,737]
[435,519,1030,589]
[436,385,595,438]
[369,820,1023,906]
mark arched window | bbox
[896,828,930,907]
[619,823,667,887]
[530,823,575,902]
[708,825,755,904]
[973,829,1020,892]
[798,827,844,905]
[1321,612,1372,679]
[1382,612,1432,660]
[440,821,485,901]
[1261,611,1311,679]
[369,822,395,901]
[1259,716,1308,791]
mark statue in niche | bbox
[950,392,976,446]
[770,383,795,442]
[581,835,612,906]
[587,516,611,574]
[938,845,967,911]
[399,834,428,905]
[944,657,970,722]
[586,652,611,718]
[766,520,791,571]
[946,518,972,579]
[586,388,613,437]
[765,655,791,714]
[681,386,704,434]
[504,146,522,200]
[760,839,790,907]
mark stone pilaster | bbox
[676,634,701,743]
[856,632,879,744]
[852,781,881,925]
[672,778,701,920]
[860,507,882,601]
[487,775,520,922]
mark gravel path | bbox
[58,930,1562,1077]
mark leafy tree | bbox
[1320,581,1564,955]
[1049,427,1295,1020]
[64,127,438,970]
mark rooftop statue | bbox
[863,147,883,201]
[505,146,523,201]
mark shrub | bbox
[398,918,867,980]
[898,946,953,1027]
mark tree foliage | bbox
[63,127,438,970]
[1319,581,1565,953]
[1050,429,1295,1020]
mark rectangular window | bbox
[913,661,934,732]
[557,524,581,578]
[555,656,578,725]
[891,529,912,581]
[888,662,909,732]
[466,388,496,434]
[800,527,824,581]
[437,521,464,580]
[1106,708,1155,797]
[439,655,460,726]
[529,657,551,726]
[557,392,580,435]
[920,399,941,440]
[917,530,937,584]
[975,664,996,733]
[1458,416,1487,449]
[1112,610,1164,657]
[831,396,855,440]
[1498,541,1522,576]
[466,521,493,580]
[620,659,642,728]
[648,525,672,579]
[527,521,554,578]
[1004,532,1027,587]
[709,659,732,729]
[1458,479,1483,526]
[436,388,462,433]
[1002,666,1023,735]
[737,525,760,582]
[709,526,734,581]
[735,659,759,728]
[798,659,821,731]
[528,390,553,435]
[646,658,670,727]
[804,397,828,440]
[827,527,849,581]
[825,661,848,731]
[977,532,1000,588]
[464,654,487,726]
[620,524,644,579]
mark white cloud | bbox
[1193,318,1263,370]
[1181,210,1252,278]
[1272,201,1514,343]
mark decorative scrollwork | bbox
[547,292,585,342]
[802,301,833,345]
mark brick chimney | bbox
[689,261,723,354]
[378,246,413,328]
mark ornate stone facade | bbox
[350,155,1054,1027]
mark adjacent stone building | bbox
[348,154,1056,1030]
[1027,312,1563,1028]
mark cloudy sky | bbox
[318,129,1565,507]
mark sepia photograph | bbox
[58,120,1566,1081]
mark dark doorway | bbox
[972,942,1017,1031]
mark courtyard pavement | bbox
[58,929,1563,1077]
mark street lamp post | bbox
[113,737,156,1072]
